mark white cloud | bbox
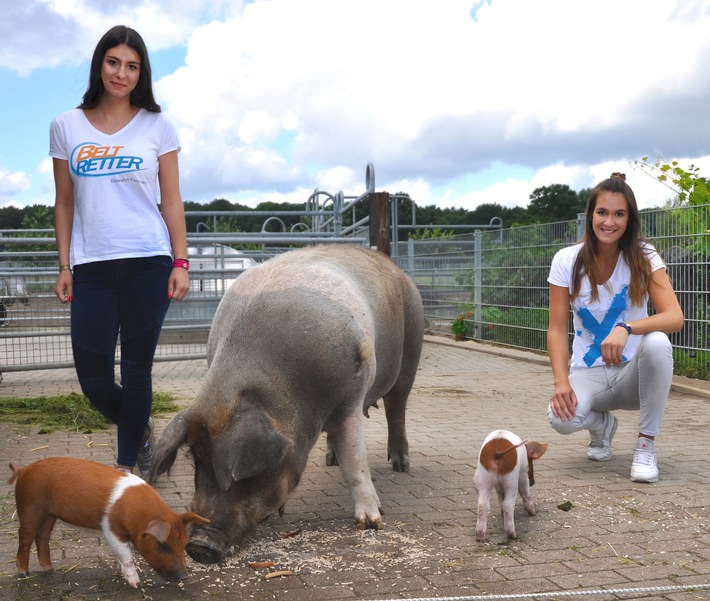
[0,165,31,207]
[4,0,710,212]
[149,0,710,205]
[0,0,236,75]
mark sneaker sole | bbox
[631,472,659,483]
[587,451,612,462]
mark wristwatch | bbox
[615,322,633,335]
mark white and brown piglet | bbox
[8,457,209,588]
[473,430,548,542]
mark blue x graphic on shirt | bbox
[577,287,629,367]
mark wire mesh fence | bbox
[0,243,277,371]
[393,203,710,381]
[1,203,708,381]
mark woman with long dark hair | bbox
[546,173,683,483]
[51,25,189,477]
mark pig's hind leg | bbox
[325,433,338,466]
[34,514,58,573]
[473,480,491,542]
[382,370,418,473]
[327,412,383,530]
[497,482,517,540]
[15,509,57,576]
[383,305,424,473]
[519,471,536,516]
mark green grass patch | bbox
[673,349,710,380]
[0,392,179,433]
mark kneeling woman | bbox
[546,172,683,483]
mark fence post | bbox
[368,192,391,256]
[407,238,415,274]
[577,212,585,241]
[474,229,482,339]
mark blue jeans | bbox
[71,256,172,467]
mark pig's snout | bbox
[145,554,189,583]
[186,523,227,564]
[187,540,222,565]
[158,565,189,582]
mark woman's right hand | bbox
[54,271,73,304]
[549,384,578,421]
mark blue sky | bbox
[2,0,710,215]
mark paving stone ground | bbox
[1,336,710,601]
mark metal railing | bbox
[0,237,367,372]
[392,204,710,381]
[0,162,379,373]
[2,203,708,381]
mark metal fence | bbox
[0,162,376,374]
[0,237,367,373]
[2,203,709,381]
[392,203,710,381]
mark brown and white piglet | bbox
[8,457,209,588]
[473,430,548,542]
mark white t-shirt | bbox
[49,108,180,266]
[548,242,666,371]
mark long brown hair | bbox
[79,25,161,112]
[572,172,652,305]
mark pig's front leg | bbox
[327,413,383,530]
[103,528,140,588]
[111,548,140,588]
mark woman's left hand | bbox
[167,267,189,301]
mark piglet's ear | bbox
[526,441,549,461]
[143,519,171,544]
[212,411,289,492]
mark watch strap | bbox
[615,322,632,335]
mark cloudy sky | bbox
[2,0,710,216]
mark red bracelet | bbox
[173,259,190,271]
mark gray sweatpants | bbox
[547,331,673,437]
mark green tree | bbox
[22,205,55,230]
[0,205,26,229]
[633,157,710,256]
[468,203,505,225]
[526,184,585,223]
[634,157,710,207]
[577,187,593,211]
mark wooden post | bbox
[368,192,391,256]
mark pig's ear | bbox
[143,519,170,544]
[180,512,210,527]
[149,411,190,483]
[526,441,549,460]
[212,412,289,492]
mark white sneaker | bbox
[630,437,658,483]
[587,412,618,461]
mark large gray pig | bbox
[149,244,424,564]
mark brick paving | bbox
[1,336,710,601]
